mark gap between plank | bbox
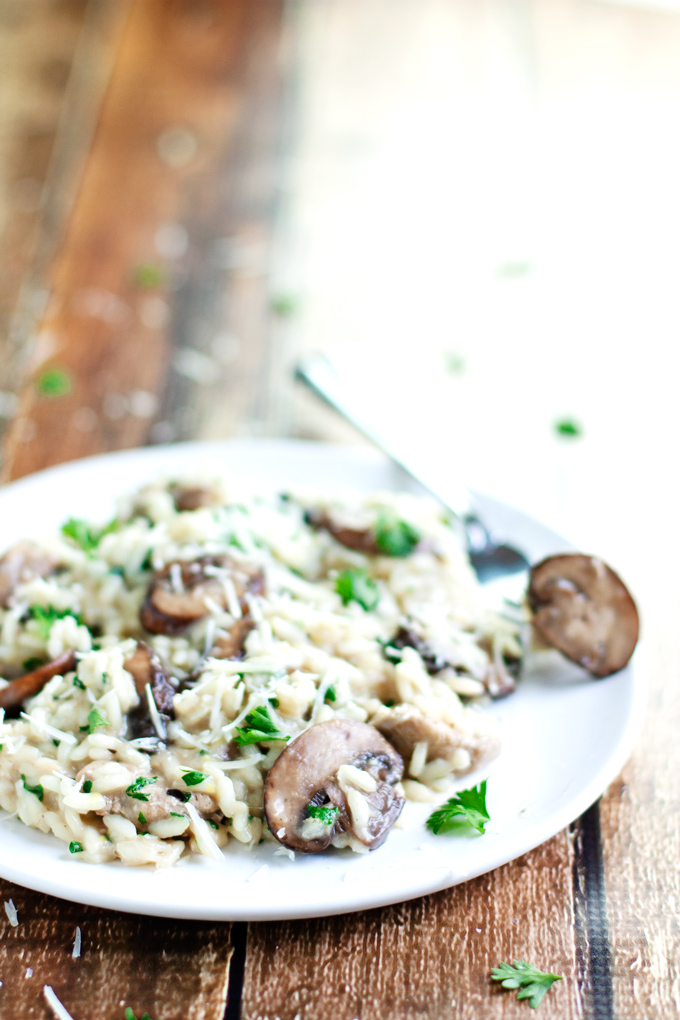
[224,922,248,1020]
[571,801,614,1020]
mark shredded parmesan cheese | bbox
[185,801,224,862]
[43,985,76,1020]
[4,899,18,926]
[72,925,81,959]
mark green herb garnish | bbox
[554,417,583,439]
[61,516,117,553]
[82,780,92,793]
[169,812,185,818]
[335,569,379,611]
[22,656,45,673]
[233,705,289,747]
[491,960,563,1009]
[73,676,86,690]
[180,769,210,787]
[133,262,165,288]
[138,812,147,825]
[426,780,490,835]
[270,293,298,317]
[69,841,83,853]
[125,776,157,801]
[324,685,336,703]
[307,804,340,826]
[28,604,82,640]
[374,514,421,557]
[36,368,71,397]
[125,1009,155,1020]
[86,707,108,734]
[21,774,44,802]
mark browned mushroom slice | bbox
[304,509,381,555]
[139,555,264,636]
[0,650,78,712]
[264,719,404,854]
[210,617,256,660]
[373,705,501,777]
[528,553,639,678]
[0,541,57,609]
[169,484,222,512]
[124,642,177,738]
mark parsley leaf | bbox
[69,841,83,854]
[425,780,490,835]
[374,514,421,557]
[324,685,336,703]
[82,780,92,793]
[21,774,44,802]
[61,516,117,553]
[335,569,379,611]
[234,705,289,746]
[307,804,340,826]
[87,707,108,734]
[133,262,165,288]
[36,367,71,397]
[491,960,563,1009]
[22,656,45,673]
[125,777,157,801]
[180,769,209,787]
[554,417,583,439]
[28,604,81,640]
[169,812,185,818]
[138,812,147,825]
[125,1010,156,1020]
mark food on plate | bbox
[0,475,524,866]
[264,718,404,852]
[528,554,639,678]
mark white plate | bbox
[0,439,643,920]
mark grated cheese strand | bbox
[43,986,76,1020]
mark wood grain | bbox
[243,835,582,1020]
[0,877,233,1019]
[1,0,285,483]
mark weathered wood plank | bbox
[1,0,285,483]
[243,835,582,1020]
[0,876,233,1020]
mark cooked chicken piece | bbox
[372,704,501,776]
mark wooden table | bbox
[0,1,678,1017]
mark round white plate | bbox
[0,440,643,920]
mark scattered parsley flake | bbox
[169,812,184,818]
[180,769,209,787]
[21,774,44,802]
[138,812,147,825]
[22,656,45,673]
[125,776,157,801]
[82,780,92,793]
[125,1010,155,1020]
[208,819,219,830]
[233,705,289,747]
[426,780,490,835]
[69,841,83,854]
[133,262,165,288]
[554,417,583,439]
[87,707,108,734]
[73,676,86,690]
[270,293,298,317]
[491,960,563,1009]
[61,516,118,553]
[28,604,82,640]
[36,367,71,397]
[307,804,340,826]
[335,569,379,611]
[324,685,336,703]
[374,514,421,557]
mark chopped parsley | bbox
[491,960,563,1009]
[28,604,82,640]
[335,569,379,611]
[133,262,165,288]
[36,367,71,397]
[68,841,83,854]
[61,516,117,553]
[324,685,336,703]
[169,812,185,818]
[125,1010,155,1020]
[208,819,219,830]
[270,293,298,317]
[73,676,86,690]
[234,705,289,747]
[138,812,147,825]
[22,656,45,673]
[168,789,190,803]
[374,514,421,557]
[125,776,157,801]
[21,774,44,802]
[426,780,490,835]
[307,804,340,826]
[86,707,108,734]
[554,417,583,439]
[180,769,209,787]
[82,780,93,793]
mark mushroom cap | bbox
[528,553,639,678]
[0,651,77,712]
[264,719,404,853]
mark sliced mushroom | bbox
[264,719,404,853]
[124,642,177,738]
[169,484,222,513]
[528,553,639,678]
[0,650,77,712]
[139,555,264,636]
[385,626,449,675]
[0,541,57,609]
[209,617,256,660]
[304,509,381,555]
[372,704,501,776]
